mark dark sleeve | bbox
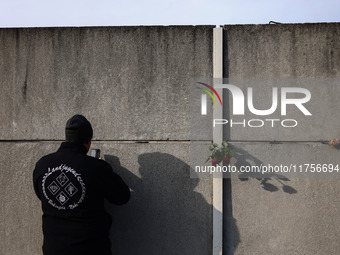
[101,163,130,205]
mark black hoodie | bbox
[33,142,130,255]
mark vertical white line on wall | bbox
[213,26,223,255]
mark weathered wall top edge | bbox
[1,22,339,30]
[223,22,340,29]
[0,25,216,31]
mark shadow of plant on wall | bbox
[103,152,238,255]
[230,145,298,194]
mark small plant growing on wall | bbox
[206,141,235,166]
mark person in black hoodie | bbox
[33,114,130,255]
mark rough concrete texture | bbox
[223,23,340,141]
[0,26,214,255]
[2,23,340,255]
[231,177,340,255]
[223,23,340,255]
[0,26,213,140]
[0,141,212,255]
[224,143,340,255]
[224,23,340,78]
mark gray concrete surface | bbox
[232,177,340,255]
[1,23,340,255]
[0,26,214,255]
[0,141,212,255]
[223,23,340,255]
[0,26,213,140]
[223,23,340,141]
[224,23,340,78]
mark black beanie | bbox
[65,114,93,144]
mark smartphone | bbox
[90,149,101,159]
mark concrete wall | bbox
[224,23,340,254]
[0,26,214,255]
[0,26,213,141]
[1,23,340,255]
[224,23,340,141]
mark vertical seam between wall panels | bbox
[213,26,223,255]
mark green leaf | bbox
[215,151,223,162]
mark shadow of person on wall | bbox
[104,152,240,255]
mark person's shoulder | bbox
[35,152,58,166]
[33,152,59,178]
